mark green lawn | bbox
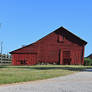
[0,65,92,85]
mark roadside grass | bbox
[0,65,92,85]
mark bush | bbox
[84,58,92,66]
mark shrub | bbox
[84,57,92,66]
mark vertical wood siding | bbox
[11,27,87,65]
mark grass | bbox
[0,65,92,85]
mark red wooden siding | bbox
[10,27,87,65]
[37,31,85,65]
[12,54,37,65]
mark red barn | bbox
[10,27,87,65]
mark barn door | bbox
[63,51,71,65]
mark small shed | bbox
[87,54,92,59]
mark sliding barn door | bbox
[63,51,71,65]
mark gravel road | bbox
[0,72,92,92]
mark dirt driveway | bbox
[0,71,92,92]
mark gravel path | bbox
[0,72,92,92]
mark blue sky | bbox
[0,0,92,56]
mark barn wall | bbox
[37,31,84,65]
[12,54,37,65]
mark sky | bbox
[0,0,92,56]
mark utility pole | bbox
[0,41,3,64]
[0,23,3,64]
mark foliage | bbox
[84,57,92,66]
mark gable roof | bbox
[54,26,87,45]
[10,26,87,54]
[10,42,38,54]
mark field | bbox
[0,65,92,85]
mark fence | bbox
[0,54,12,65]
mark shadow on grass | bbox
[29,67,92,72]
[0,65,92,72]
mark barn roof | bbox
[54,26,87,45]
[10,43,38,54]
[10,26,87,54]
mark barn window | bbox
[57,34,64,43]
